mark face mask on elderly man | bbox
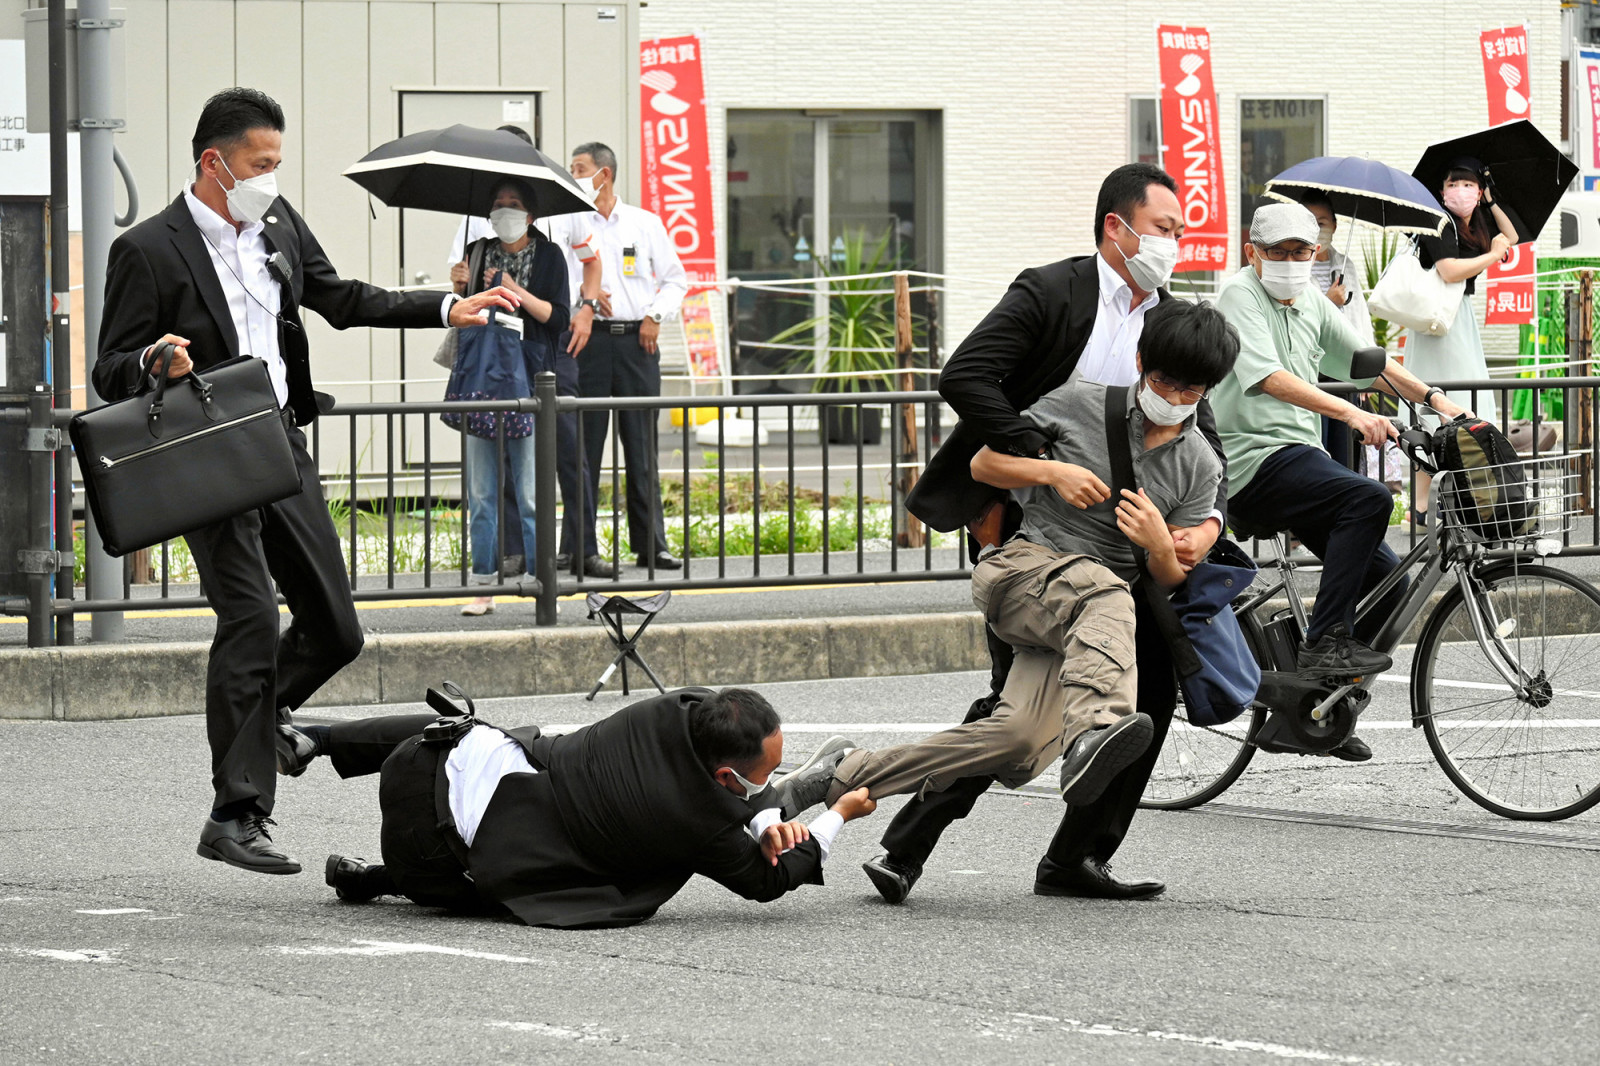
[1257,256,1315,301]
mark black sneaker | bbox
[1297,624,1392,680]
[1058,714,1154,805]
[862,853,922,904]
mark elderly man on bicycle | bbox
[1211,202,1471,761]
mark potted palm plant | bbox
[766,228,917,443]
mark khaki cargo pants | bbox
[828,539,1139,801]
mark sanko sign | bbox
[639,34,724,380]
[639,35,715,281]
[1156,24,1228,273]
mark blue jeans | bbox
[465,433,538,581]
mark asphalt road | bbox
[4,665,1600,1066]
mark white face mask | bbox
[1316,225,1336,247]
[1112,214,1179,291]
[215,155,278,225]
[1257,257,1314,301]
[570,170,602,198]
[1138,379,1199,426]
[725,765,774,808]
[489,207,530,243]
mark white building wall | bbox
[640,0,1564,355]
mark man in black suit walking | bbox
[292,687,875,928]
[93,88,517,876]
[865,163,1230,904]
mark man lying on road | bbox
[276,687,873,928]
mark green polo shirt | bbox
[1208,266,1375,495]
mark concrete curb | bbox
[2,612,989,721]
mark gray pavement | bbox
[4,667,1599,1065]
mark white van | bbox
[1553,192,1600,256]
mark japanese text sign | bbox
[1484,242,1536,326]
[1157,25,1227,272]
[1480,25,1531,126]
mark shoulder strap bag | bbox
[1103,386,1260,726]
[1368,236,1466,337]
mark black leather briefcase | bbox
[69,346,302,557]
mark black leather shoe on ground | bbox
[325,854,392,902]
[637,550,683,570]
[1034,858,1165,900]
[582,553,618,578]
[197,814,301,875]
[862,853,923,905]
[1326,733,1373,762]
[1296,623,1393,680]
[275,723,321,777]
[1059,713,1154,805]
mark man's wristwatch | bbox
[1423,386,1445,409]
[577,298,600,313]
[647,311,664,324]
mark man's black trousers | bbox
[182,421,363,818]
[324,714,493,912]
[577,328,669,557]
[878,591,1179,875]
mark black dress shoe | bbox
[1034,858,1164,900]
[582,553,618,578]
[275,723,321,777]
[325,854,395,902]
[637,550,682,570]
[555,552,573,570]
[862,853,923,904]
[1326,733,1373,762]
[197,814,301,875]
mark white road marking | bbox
[1375,674,1600,699]
[486,1020,615,1044]
[1171,720,1600,732]
[278,939,543,965]
[14,948,115,963]
[1005,1012,1405,1064]
[75,908,150,915]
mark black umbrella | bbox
[1412,120,1577,244]
[342,124,592,218]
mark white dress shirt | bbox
[444,724,842,859]
[540,200,688,322]
[183,186,287,406]
[1076,252,1155,388]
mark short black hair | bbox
[497,124,533,145]
[1093,163,1178,244]
[491,177,537,206]
[572,141,617,181]
[689,688,781,773]
[1137,298,1239,389]
[191,88,285,164]
[1301,191,1334,213]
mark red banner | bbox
[1484,242,1536,325]
[1480,25,1531,126]
[640,34,723,380]
[1157,25,1227,273]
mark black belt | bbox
[599,319,643,335]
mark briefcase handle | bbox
[146,342,219,437]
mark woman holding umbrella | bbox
[1405,158,1519,528]
[451,178,574,615]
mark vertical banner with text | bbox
[639,35,725,385]
[1581,47,1600,185]
[1157,24,1227,272]
[1480,25,1532,126]
[1484,242,1537,326]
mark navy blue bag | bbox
[1105,387,1260,726]
[442,268,534,440]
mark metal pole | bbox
[47,0,73,645]
[533,371,559,626]
[26,386,56,649]
[78,0,124,641]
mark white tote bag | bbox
[1369,241,1465,337]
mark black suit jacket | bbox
[94,193,450,425]
[907,255,1229,532]
[468,689,825,929]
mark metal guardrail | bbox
[10,374,1599,647]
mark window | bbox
[726,110,941,393]
[1129,96,1159,165]
[1239,98,1326,260]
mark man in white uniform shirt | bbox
[564,141,690,570]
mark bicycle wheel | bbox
[1416,562,1600,820]
[1139,698,1264,810]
